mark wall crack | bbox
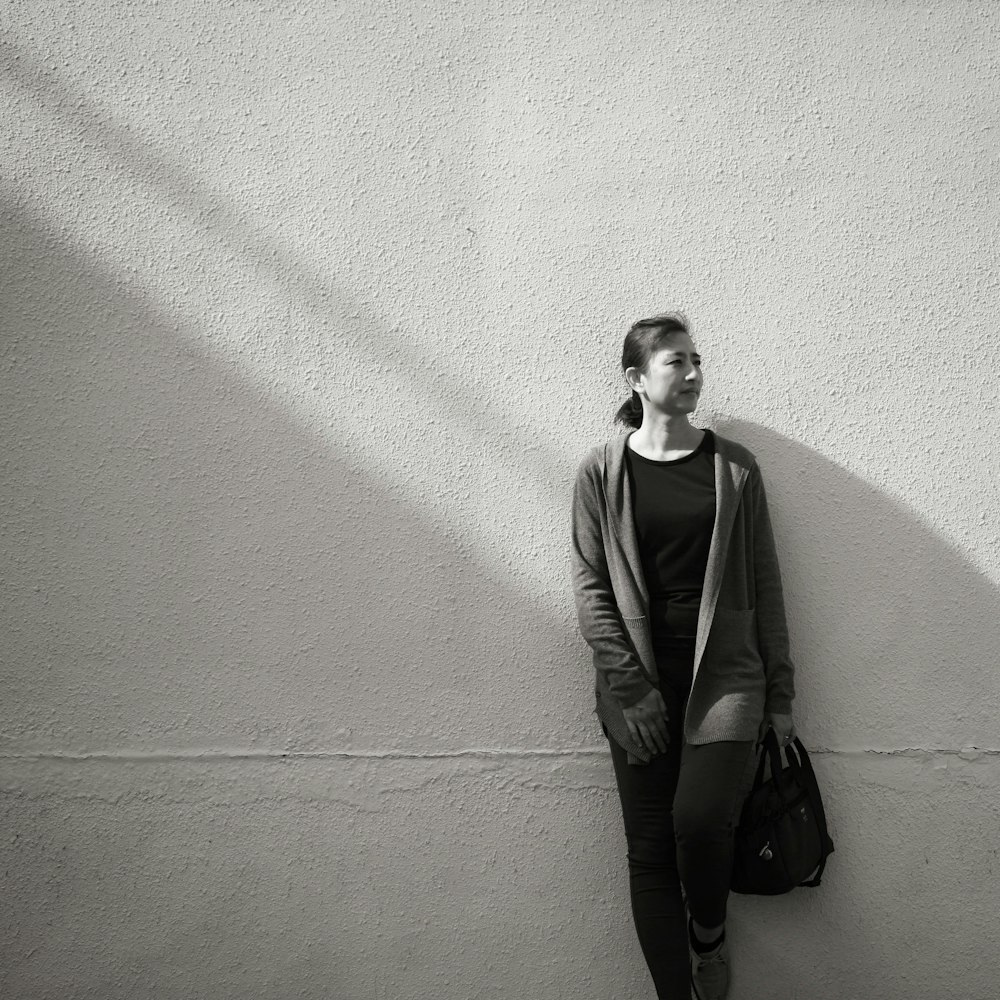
[2,746,999,765]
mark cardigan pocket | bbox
[702,607,764,682]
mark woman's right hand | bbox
[622,688,670,755]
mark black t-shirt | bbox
[624,429,717,639]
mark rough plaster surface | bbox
[3,753,999,1000]
[3,1,999,997]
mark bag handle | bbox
[753,729,835,886]
[755,727,797,797]
[784,735,835,886]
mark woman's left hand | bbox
[759,712,795,747]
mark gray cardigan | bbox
[570,429,795,763]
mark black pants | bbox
[605,638,756,999]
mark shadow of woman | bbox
[712,418,1000,997]
[716,418,1000,754]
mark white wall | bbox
[3,2,999,998]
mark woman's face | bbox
[628,333,703,415]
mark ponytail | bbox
[613,389,643,428]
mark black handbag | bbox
[731,728,834,895]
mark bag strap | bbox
[758,727,796,796]
[749,734,770,791]
[785,736,835,886]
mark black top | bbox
[624,429,717,640]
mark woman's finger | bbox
[636,720,658,755]
[626,719,641,747]
[650,714,669,754]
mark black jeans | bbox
[605,638,756,999]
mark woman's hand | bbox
[759,712,795,747]
[622,689,670,755]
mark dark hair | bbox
[613,312,692,428]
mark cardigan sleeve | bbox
[749,463,796,716]
[570,455,655,708]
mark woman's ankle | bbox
[689,916,725,950]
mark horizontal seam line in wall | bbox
[0,747,998,764]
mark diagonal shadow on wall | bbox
[0,35,575,505]
[5,197,1000,1000]
[1,197,593,759]
[1,199,633,1000]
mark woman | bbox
[570,313,796,1000]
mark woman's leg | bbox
[606,726,690,999]
[672,740,757,931]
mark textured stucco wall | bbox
[2,2,999,998]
